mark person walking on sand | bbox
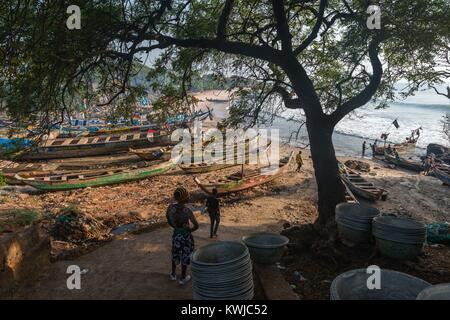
[362,141,367,158]
[295,151,303,172]
[205,188,221,238]
[166,186,199,285]
[423,156,432,175]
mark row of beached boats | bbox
[382,152,450,185]
[2,122,447,197]
[370,128,450,186]
[1,129,299,195]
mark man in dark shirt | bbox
[205,188,220,238]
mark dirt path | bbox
[21,175,315,300]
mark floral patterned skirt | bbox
[171,231,194,266]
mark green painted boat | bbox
[14,154,181,191]
[194,152,294,195]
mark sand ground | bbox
[14,146,449,299]
[1,89,448,299]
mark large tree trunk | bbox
[306,119,346,228]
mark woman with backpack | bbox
[166,186,199,285]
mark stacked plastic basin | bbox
[372,216,426,260]
[330,268,431,300]
[335,203,380,243]
[191,241,254,300]
[417,283,450,300]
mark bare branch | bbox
[272,0,293,53]
[330,36,384,125]
[217,0,235,41]
[294,0,327,55]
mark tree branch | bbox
[330,37,384,125]
[152,35,283,66]
[272,84,303,109]
[271,0,293,53]
[217,0,235,41]
[432,85,450,100]
[294,0,327,55]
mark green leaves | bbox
[1,0,449,128]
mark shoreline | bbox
[0,90,449,299]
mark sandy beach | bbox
[1,90,449,299]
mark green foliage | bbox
[0,172,6,187]
[59,205,82,217]
[1,0,449,128]
[0,209,40,232]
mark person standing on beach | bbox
[370,139,378,155]
[205,188,221,238]
[362,141,367,158]
[423,157,432,175]
[295,151,303,172]
[393,148,400,160]
[166,186,199,285]
[386,144,392,154]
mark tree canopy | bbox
[1,1,448,124]
[1,0,449,224]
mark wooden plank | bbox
[61,138,74,146]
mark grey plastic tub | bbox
[242,232,289,264]
[372,216,426,259]
[417,283,450,300]
[335,203,380,243]
[192,241,249,266]
[376,238,423,260]
[191,241,254,300]
[331,268,431,300]
[337,223,372,243]
[335,203,380,223]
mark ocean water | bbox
[208,86,450,157]
[274,86,450,157]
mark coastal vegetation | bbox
[1,0,449,232]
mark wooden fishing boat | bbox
[339,163,387,201]
[129,146,172,161]
[384,153,423,172]
[14,154,181,191]
[372,141,416,156]
[180,146,272,174]
[343,180,359,204]
[46,153,142,170]
[433,165,450,185]
[179,136,268,174]
[18,130,173,160]
[193,152,294,195]
[0,160,50,173]
[180,162,238,174]
[84,124,157,136]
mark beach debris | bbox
[293,271,307,282]
[276,262,286,270]
[426,223,449,244]
[50,207,110,243]
[290,284,297,289]
[110,223,138,236]
[344,160,370,172]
